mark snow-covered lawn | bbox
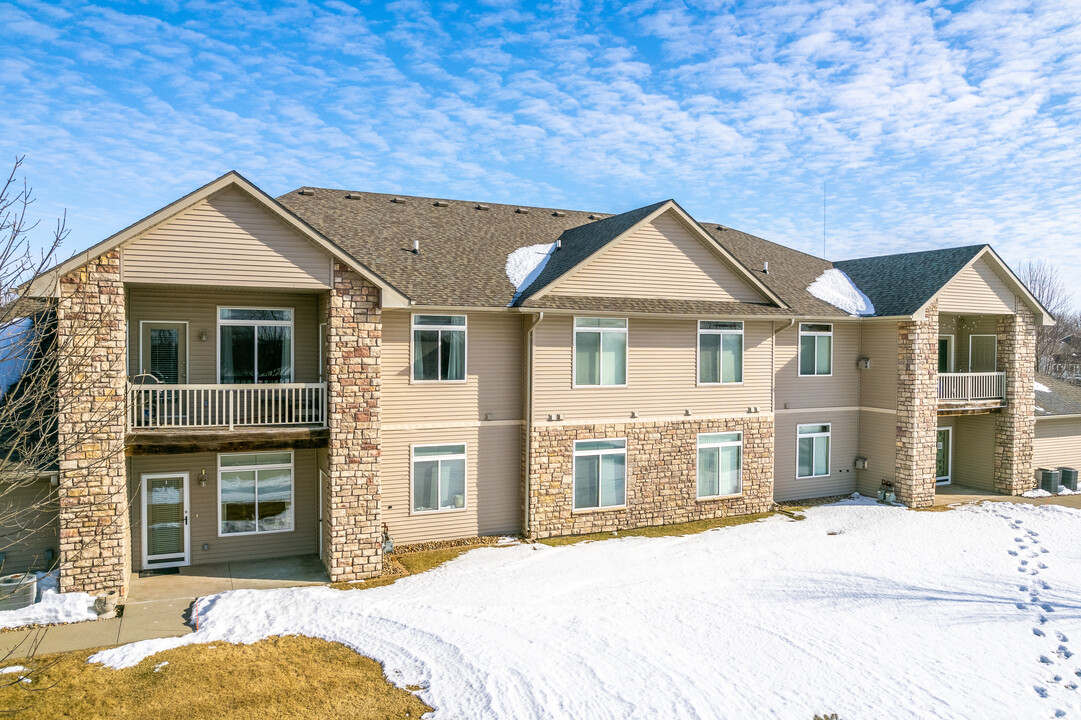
[93,498,1081,719]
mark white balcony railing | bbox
[127,383,327,430]
[937,372,1006,403]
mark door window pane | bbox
[257,326,292,383]
[149,329,179,384]
[218,308,293,384]
[147,477,184,557]
[938,339,950,373]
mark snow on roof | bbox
[806,268,875,316]
[1035,381,1050,393]
[0,318,34,397]
[505,242,556,303]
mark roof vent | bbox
[515,208,530,214]
[345,193,361,200]
[552,211,566,217]
[763,261,769,274]
[391,197,407,204]
[298,189,314,196]
[475,204,490,211]
[412,240,420,254]
[556,239,562,250]
[433,200,450,207]
[716,225,726,231]
[587,214,597,220]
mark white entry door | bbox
[142,473,190,569]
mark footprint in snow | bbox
[1036,686,1050,698]
[1035,628,1047,637]
[1009,550,1019,556]
[1040,615,1050,624]
[1058,646,1073,659]
[1018,603,1030,610]
[1042,548,1050,554]
[1055,709,1066,718]
[1057,631,1068,642]
[1039,562,1049,569]
[1042,604,1056,613]
[1041,655,1055,665]
[1021,560,1029,566]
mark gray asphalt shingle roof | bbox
[832,245,986,318]
[1035,373,1081,417]
[276,188,858,316]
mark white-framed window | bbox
[412,443,467,512]
[218,451,294,536]
[573,438,627,509]
[798,323,833,377]
[412,315,466,382]
[218,307,293,384]
[574,317,627,387]
[698,321,743,384]
[796,424,831,479]
[697,432,743,498]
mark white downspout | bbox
[523,311,544,538]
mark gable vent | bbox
[475,204,490,211]
[515,208,530,214]
[391,197,407,204]
[433,200,450,207]
[552,211,566,217]
[298,189,314,196]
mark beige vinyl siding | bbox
[532,315,773,424]
[774,410,858,501]
[0,479,58,573]
[129,449,319,572]
[382,424,521,545]
[382,311,525,426]
[547,211,765,303]
[121,187,332,289]
[948,414,996,490]
[858,322,898,409]
[774,321,860,410]
[126,287,321,383]
[1034,417,1081,480]
[937,256,1016,315]
[856,410,897,496]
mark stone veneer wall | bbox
[994,305,1036,495]
[894,301,939,508]
[527,417,773,539]
[323,263,382,581]
[56,250,130,594]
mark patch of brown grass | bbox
[538,511,778,547]
[330,544,500,591]
[0,635,431,720]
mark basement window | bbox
[412,444,467,512]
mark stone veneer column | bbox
[994,305,1036,495]
[324,262,382,582]
[895,300,938,508]
[56,250,130,594]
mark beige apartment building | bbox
[12,171,1078,597]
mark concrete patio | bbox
[934,484,1081,509]
[0,555,329,659]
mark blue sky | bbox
[3,0,1080,304]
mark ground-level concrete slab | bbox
[933,484,1081,508]
[0,555,330,659]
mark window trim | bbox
[935,426,953,485]
[696,320,744,386]
[795,423,832,479]
[571,437,628,511]
[937,334,955,373]
[571,316,629,389]
[696,431,744,499]
[410,313,468,384]
[967,334,998,372]
[410,442,468,514]
[797,322,834,378]
[216,450,296,538]
[216,306,296,384]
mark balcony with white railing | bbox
[937,372,1006,408]
[127,382,327,431]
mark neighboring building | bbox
[1034,374,1081,474]
[11,171,1066,597]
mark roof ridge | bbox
[701,221,834,266]
[284,187,613,219]
[833,243,987,265]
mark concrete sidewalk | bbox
[0,555,329,659]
